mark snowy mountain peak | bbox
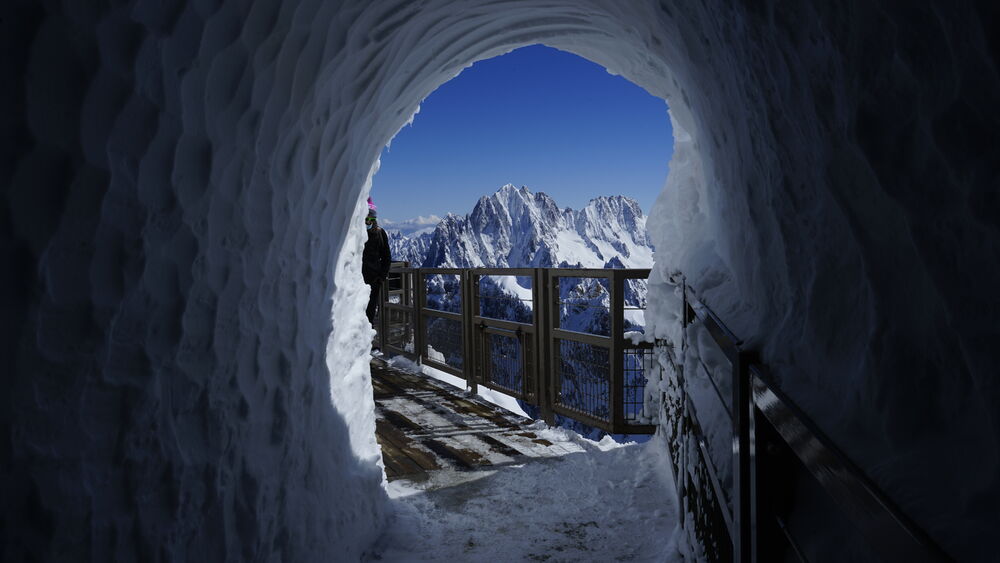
[381,214,443,237]
[388,184,653,270]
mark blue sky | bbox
[370,44,673,225]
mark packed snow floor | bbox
[366,361,684,562]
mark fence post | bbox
[463,269,477,395]
[748,365,760,563]
[377,272,386,351]
[610,269,625,432]
[535,268,554,424]
[676,278,688,530]
[414,269,425,367]
[408,267,419,362]
[733,349,756,563]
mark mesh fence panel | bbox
[385,308,414,353]
[623,347,655,424]
[556,277,611,336]
[555,339,610,422]
[425,274,462,313]
[623,278,648,334]
[478,275,533,323]
[425,316,463,369]
[486,333,522,395]
[524,337,535,399]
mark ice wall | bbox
[3,0,996,560]
[645,3,999,559]
[3,1,394,559]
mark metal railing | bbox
[664,276,951,562]
[376,263,949,560]
[375,263,657,435]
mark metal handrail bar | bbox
[682,281,949,562]
[473,317,533,333]
[472,267,538,276]
[396,265,648,277]
[421,308,462,322]
[552,301,616,310]
[551,403,614,429]
[481,325,524,337]
[750,364,949,562]
[550,327,611,347]
[549,268,630,278]
[689,300,741,365]
[622,269,652,278]
[421,356,463,378]
[418,267,465,275]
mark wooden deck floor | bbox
[371,359,580,481]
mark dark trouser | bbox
[366,277,382,325]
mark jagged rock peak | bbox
[389,183,654,270]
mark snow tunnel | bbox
[4,1,997,560]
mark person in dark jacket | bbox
[363,207,392,327]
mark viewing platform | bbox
[374,265,950,562]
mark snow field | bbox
[370,431,684,562]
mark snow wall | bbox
[3,0,996,560]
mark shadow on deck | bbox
[371,358,581,482]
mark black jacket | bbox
[362,226,391,284]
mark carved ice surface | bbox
[4,0,996,560]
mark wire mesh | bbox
[556,277,610,336]
[485,332,522,395]
[385,308,414,353]
[623,347,656,424]
[477,275,533,323]
[425,316,463,370]
[524,337,535,400]
[623,278,648,334]
[555,339,610,422]
[424,274,462,313]
[386,269,412,306]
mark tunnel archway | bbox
[369,43,674,239]
[5,1,997,560]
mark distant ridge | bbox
[387,184,653,269]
